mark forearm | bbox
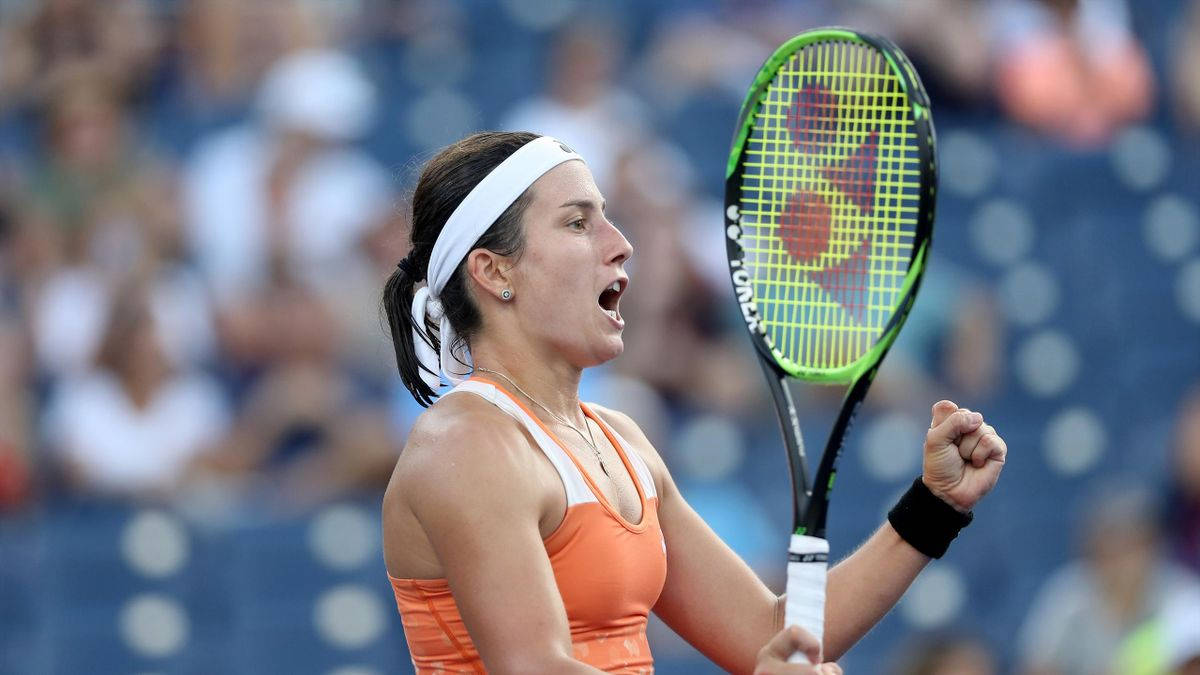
[822,522,928,661]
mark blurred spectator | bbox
[21,64,178,277]
[14,64,185,376]
[501,16,648,189]
[151,0,337,153]
[183,49,387,302]
[634,9,774,113]
[990,0,1154,147]
[182,48,392,373]
[1111,581,1200,675]
[891,632,999,675]
[853,0,994,111]
[40,288,231,499]
[1172,0,1200,135]
[1017,484,1200,675]
[0,0,164,113]
[175,0,325,106]
[195,273,396,508]
[1166,387,1200,576]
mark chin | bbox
[599,338,625,362]
[582,336,624,368]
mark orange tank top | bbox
[388,378,668,674]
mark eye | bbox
[568,218,587,231]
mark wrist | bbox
[888,477,974,559]
[921,476,972,514]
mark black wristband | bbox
[887,477,974,559]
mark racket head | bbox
[725,28,937,385]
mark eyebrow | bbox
[559,198,606,211]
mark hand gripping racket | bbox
[723,28,937,661]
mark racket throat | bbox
[761,363,814,531]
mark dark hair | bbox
[384,131,538,407]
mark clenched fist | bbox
[922,400,1007,513]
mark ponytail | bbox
[384,255,439,407]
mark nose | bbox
[604,218,633,265]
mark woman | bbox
[381,132,1007,674]
[43,287,231,497]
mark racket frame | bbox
[723,27,938,539]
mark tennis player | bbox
[381,132,1006,674]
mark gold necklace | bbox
[475,367,610,477]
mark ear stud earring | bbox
[501,289,513,301]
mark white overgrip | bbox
[785,534,829,664]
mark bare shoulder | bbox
[587,403,671,494]
[385,392,542,518]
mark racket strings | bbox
[739,40,920,373]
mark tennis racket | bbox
[723,28,937,661]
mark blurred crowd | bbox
[0,0,406,511]
[1,0,1200,672]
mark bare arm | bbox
[389,402,605,675]
[823,523,928,660]
[825,400,1007,660]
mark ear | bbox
[464,248,514,302]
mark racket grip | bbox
[785,534,829,664]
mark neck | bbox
[120,369,164,410]
[469,339,585,425]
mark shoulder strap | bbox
[447,380,596,506]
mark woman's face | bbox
[505,160,633,369]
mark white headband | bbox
[410,136,583,391]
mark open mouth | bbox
[598,279,626,323]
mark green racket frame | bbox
[723,27,938,538]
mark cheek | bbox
[529,282,592,323]
[523,252,591,308]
